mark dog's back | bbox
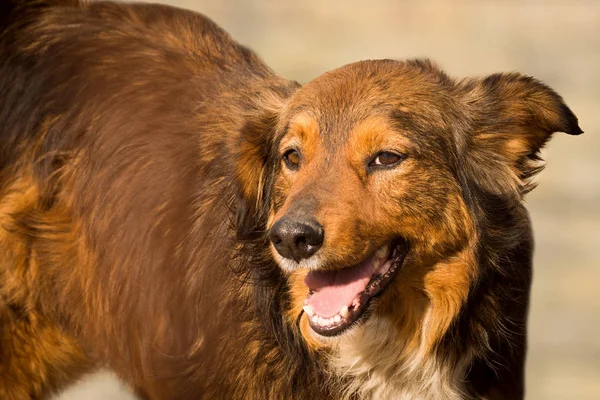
[0,1,304,398]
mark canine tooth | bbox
[376,245,389,259]
[303,305,315,317]
[340,306,349,318]
[333,314,341,323]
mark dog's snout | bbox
[269,217,324,262]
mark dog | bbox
[0,1,582,399]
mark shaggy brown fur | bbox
[0,1,581,399]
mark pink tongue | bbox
[304,256,377,318]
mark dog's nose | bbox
[269,217,324,262]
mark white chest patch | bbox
[327,317,472,400]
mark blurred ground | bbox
[55,0,600,399]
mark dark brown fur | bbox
[0,1,581,399]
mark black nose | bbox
[269,217,324,262]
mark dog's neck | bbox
[319,246,481,400]
[327,316,472,400]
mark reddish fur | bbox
[0,1,581,399]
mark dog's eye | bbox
[283,149,301,170]
[369,152,405,169]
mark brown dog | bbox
[0,1,582,399]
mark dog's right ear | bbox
[234,78,299,241]
[234,105,283,241]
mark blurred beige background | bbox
[55,0,600,399]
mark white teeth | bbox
[308,306,353,327]
[340,306,349,318]
[379,259,392,275]
[376,245,389,259]
[303,305,315,317]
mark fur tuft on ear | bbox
[460,73,582,196]
[234,112,279,240]
[233,87,296,241]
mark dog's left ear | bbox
[461,73,582,195]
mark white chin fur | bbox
[307,320,360,343]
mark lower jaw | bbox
[305,240,408,337]
[307,291,375,337]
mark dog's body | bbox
[0,1,581,399]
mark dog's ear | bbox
[461,73,582,196]
[234,104,283,241]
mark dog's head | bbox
[237,59,581,345]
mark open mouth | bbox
[302,239,408,336]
